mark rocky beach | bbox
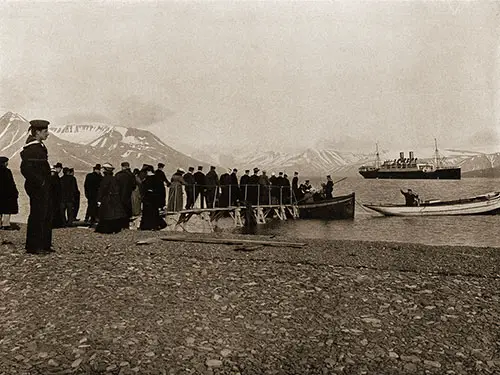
[0,226,499,375]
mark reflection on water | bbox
[10,170,500,248]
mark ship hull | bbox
[359,167,461,180]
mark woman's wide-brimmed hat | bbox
[102,162,115,171]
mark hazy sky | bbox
[1,1,499,153]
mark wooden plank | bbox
[136,236,306,248]
[160,236,306,248]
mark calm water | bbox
[10,170,500,248]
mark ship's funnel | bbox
[409,151,414,159]
[399,152,405,160]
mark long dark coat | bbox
[84,171,102,222]
[20,136,52,251]
[247,174,260,205]
[154,169,169,207]
[0,165,19,214]
[115,169,137,218]
[95,172,127,233]
[140,174,167,230]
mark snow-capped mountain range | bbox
[0,112,207,171]
[1,111,499,177]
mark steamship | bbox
[358,140,461,180]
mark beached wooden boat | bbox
[298,192,355,220]
[364,191,500,216]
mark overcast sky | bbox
[1,1,499,153]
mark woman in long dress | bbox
[0,156,19,230]
[95,163,127,234]
[140,165,167,230]
[167,168,186,212]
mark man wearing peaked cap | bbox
[20,119,53,254]
[29,119,50,129]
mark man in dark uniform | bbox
[20,119,53,254]
[193,166,206,208]
[325,175,334,199]
[84,164,102,225]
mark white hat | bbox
[102,162,114,170]
[177,168,185,173]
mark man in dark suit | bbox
[115,161,137,228]
[155,162,170,208]
[84,164,102,225]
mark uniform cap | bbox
[158,162,165,168]
[0,156,9,163]
[188,166,195,171]
[121,161,130,168]
[198,166,203,170]
[29,119,50,129]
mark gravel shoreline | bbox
[1,226,499,375]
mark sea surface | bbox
[9,170,500,248]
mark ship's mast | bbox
[434,138,440,168]
[375,142,381,168]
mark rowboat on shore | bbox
[364,191,500,217]
[298,192,355,220]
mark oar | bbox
[333,177,347,184]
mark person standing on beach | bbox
[115,161,137,228]
[60,167,77,227]
[20,119,54,254]
[84,164,102,225]
[0,156,19,230]
[155,163,170,208]
[50,162,64,228]
[95,163,127,233]
[69,168,81,221]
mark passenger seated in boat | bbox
[400,189,420,206]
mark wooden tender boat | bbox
[364,191,500,216]
[298,192,355,220]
